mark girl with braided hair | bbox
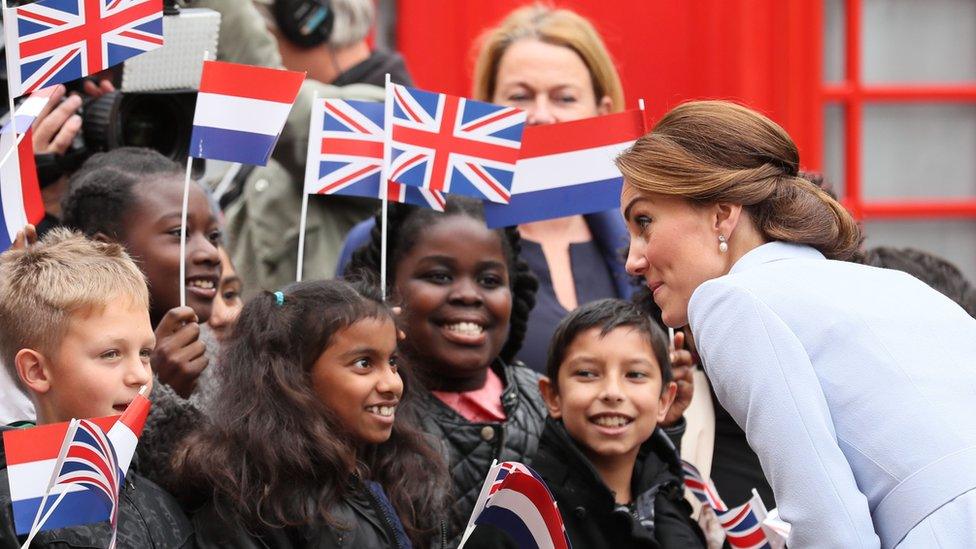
[345,197,545,544]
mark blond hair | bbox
[616,100,861,260]
[472,4,624,112]
[0,228,149,390]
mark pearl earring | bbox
[718,235,728,253]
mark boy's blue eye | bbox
[101,350,121,360]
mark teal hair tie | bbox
[273,291,285,306]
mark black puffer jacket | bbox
[411,360,547,546]
[0,426,193,548]
[193,477,423,548]
[532,418,706,549]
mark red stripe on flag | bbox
[518,110,645,159]
[2,416,117,465]
[118,393,150,437]
[321,138,383,158]
[19,129,45,224]
[728,527,768,548]
[117,30,164,45]
[23,49,81,95]
[16,8,67,26]
[198,60,305,103]
[461,106,521,132]
[499,472,569,549]
[320,164,381,194]
[391,153,426,180]
[325,102,370,134]
[720,505,752,529]
[393,86,423,123]
[466,162,509,202]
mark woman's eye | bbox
[388,356,399,373]
[222,290,241,302]
[506,93,531,102]
[635,216,652,233]
[209,229,223,244]
[556,95,578,104]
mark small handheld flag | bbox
[305,98,445,210]
[3,0,164,98]
[4,388,151,547]
[190,60,305,166]
[459,461,571,549]
[483,109,645,228]
[387,84,525,203]
[0,124,44,252]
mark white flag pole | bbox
[2,0,17,133]
[380,73,394,299]
[181,52,210,308]
[297,90,320,282]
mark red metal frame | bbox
[825,0,976,220]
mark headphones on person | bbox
[272,0,335,49]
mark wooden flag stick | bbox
[297,90,320,282]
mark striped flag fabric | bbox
[3,0,164,98]
[12,87,59,133]
[0,125,44,252]
[681,459,728,512]
[304,98,445,210]
[483,109,645,228]
[472,468,571,549]
[717,499,773,549]
[3,390,151,542]
[190,60,305,166]
[387,84,525,203]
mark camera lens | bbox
[82,90,196,160]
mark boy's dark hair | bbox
[344,197,538,363]
[173,279,447,546]
[854,246,976,318]
[61,147,183,239]
[545,298,672,391]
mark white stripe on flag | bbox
[512,141,634,195]
[0,131,27,241]
[484,489,556,549]
[106,422,139,474]
[192,93,293,136]
[6,460,87,500]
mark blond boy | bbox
[0,228,192,547]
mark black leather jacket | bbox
[410,360,547,546]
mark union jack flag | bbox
[717,501,773,549]
[387,84,525,203]
[304,98,445,211]
[3,0,164,97]
[682,459,728,512]
[51,419,123,548]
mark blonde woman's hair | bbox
[0,228,149,390]
[616,100,861,260]
[472,4,624,112]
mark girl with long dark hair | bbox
[174,279,448,548]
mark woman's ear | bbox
[656,381,678,423]
[596,95,613,116]
[538,376,562,419]
[714,202,744,238]
[15,348,52,395]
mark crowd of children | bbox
[0,147,711,547]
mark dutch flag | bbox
[483,109,645,228]
[190,60,305,166]
[0,125,44,252]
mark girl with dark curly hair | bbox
[174,279,449,548]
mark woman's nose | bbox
[526,96,556,126]
[625,238,648,276]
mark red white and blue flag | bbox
[483,109,645,228]
[386,84,525,204]
[717,499,773,549]
[304,98,445,211]
[3,0,164,98]
[3,390,150,546]
[682,459,728,512]
[0,124,44,252]
[190,60,305,166]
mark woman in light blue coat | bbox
[615,100,976,548]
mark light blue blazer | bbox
[689,242,976,548]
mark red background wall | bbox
[395,0,823,171]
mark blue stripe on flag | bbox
[133,17,163,35]
[483,177,624,228]
[0,191,13,251]
[16,18,48,38]
[189,125,278,166]
[107,43,149,68]
[12,490,112,535]
[475,506,540,549]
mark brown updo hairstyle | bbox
[616,100,861,260]
[472,4,624,112]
